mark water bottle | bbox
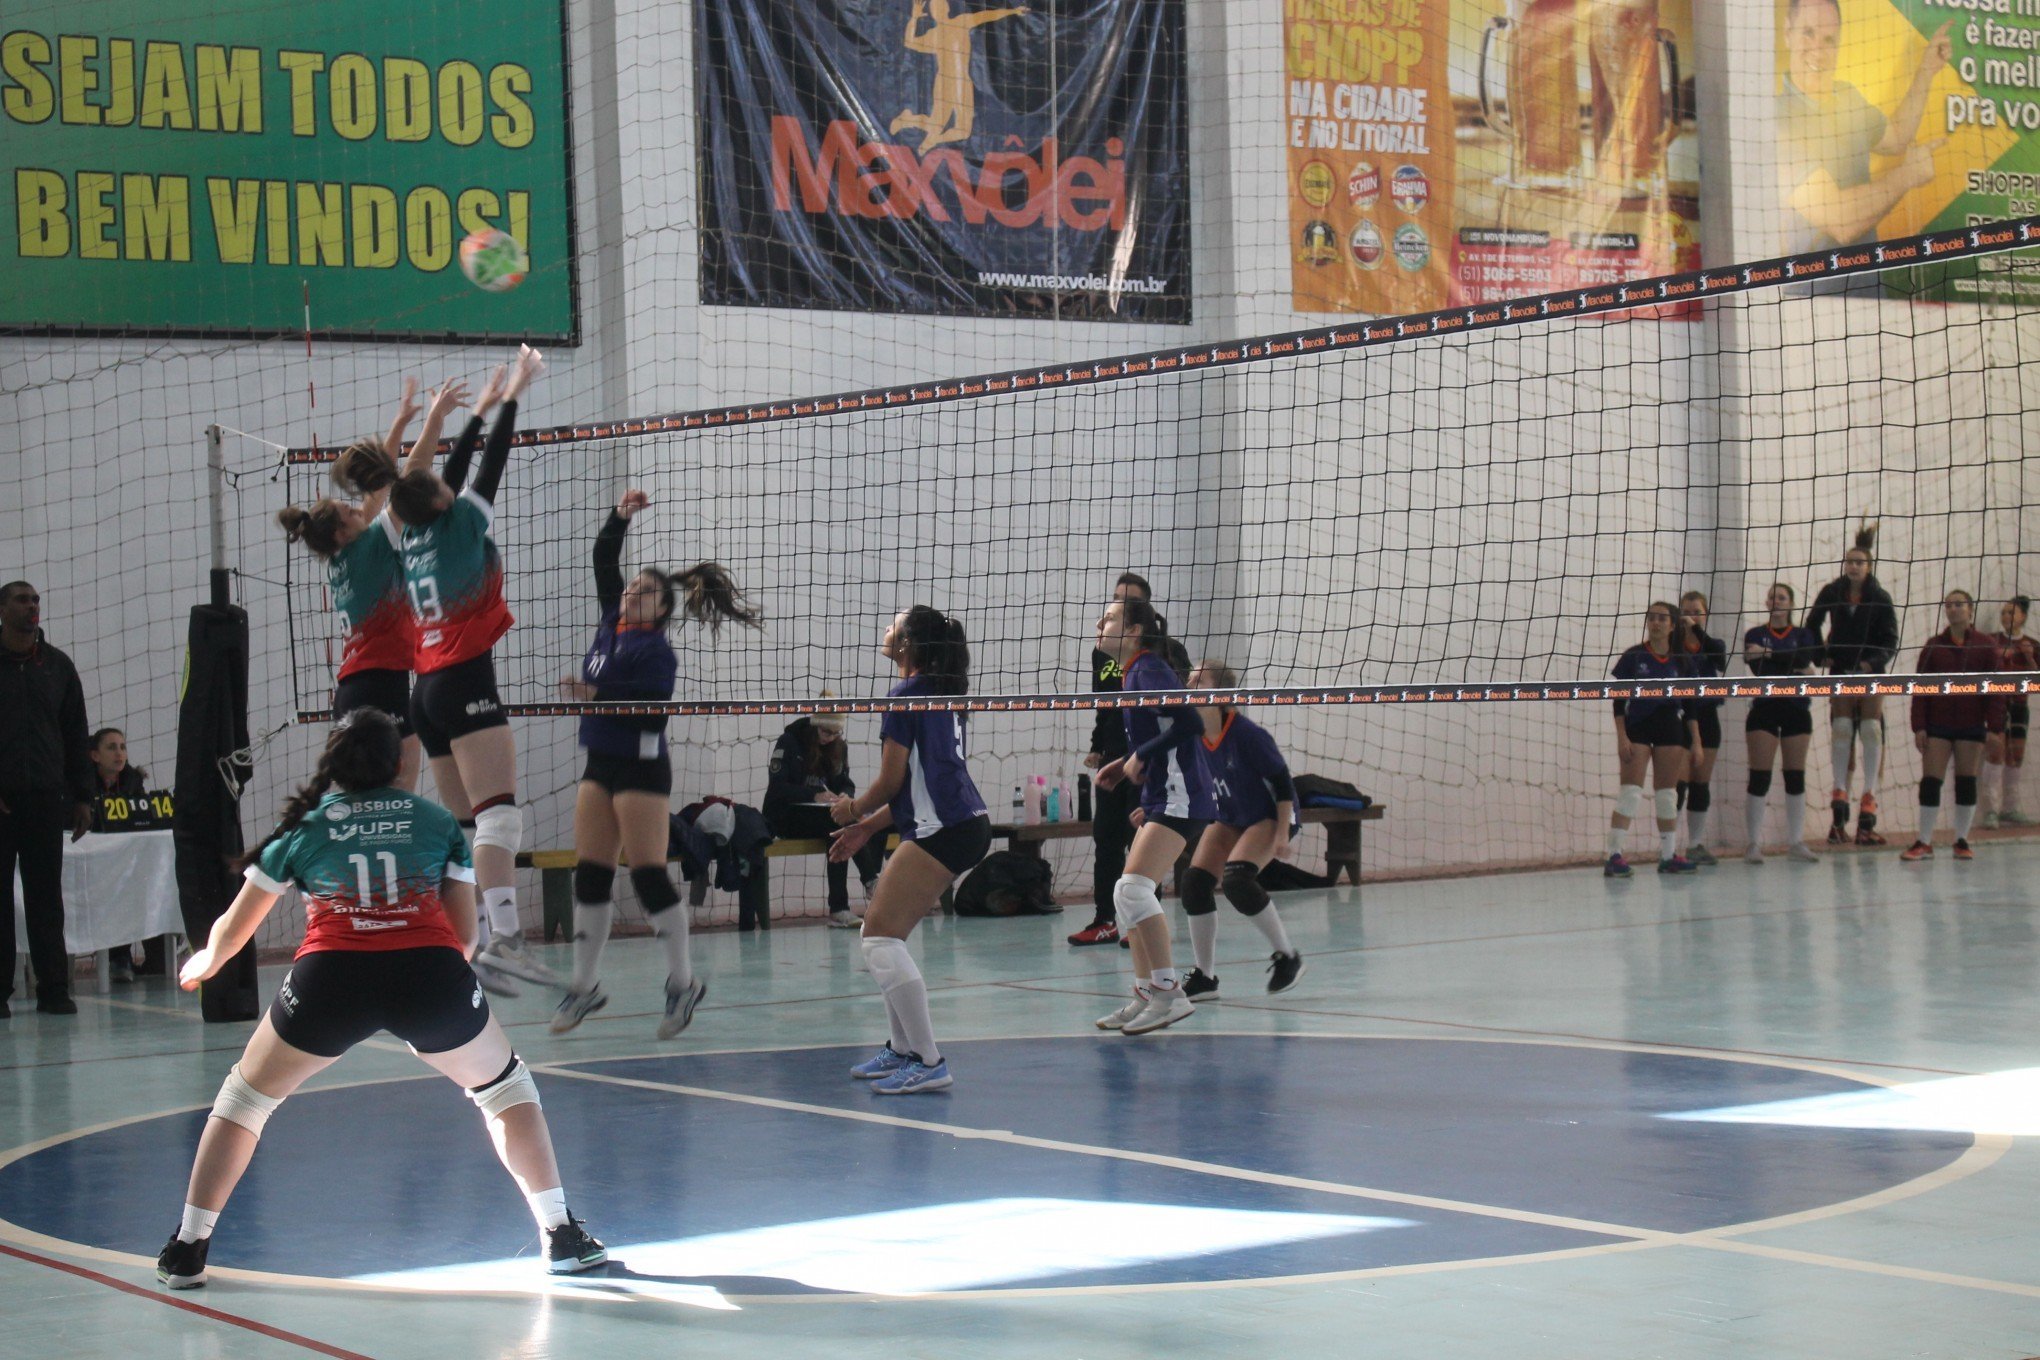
[1024,776,1043,825]
[1046,781,1062,823]
[1012,783,1023,824]
[1077,773,1092,821]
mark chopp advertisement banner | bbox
[1776,0,2040,304]
[0,1,576,342]
[698,0,1189,323]
[1284,0,1700,318]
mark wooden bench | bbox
[520,835,905,938]
[988,803,1384,885]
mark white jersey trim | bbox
[245,864,290,895]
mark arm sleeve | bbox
[442,416,484,492]
[466,400,518,505]
[246,832,295,895]
[593,511,627,618]
[1132,706,1204,764]
[61,665,91,802]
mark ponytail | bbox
[331,439,398,498]
[901,604,970,696]
[657,561,762,635]
[234,710,403,873]
[277,501,348,558]
[1852,518,1879,558]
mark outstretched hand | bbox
[504,343,546,401]
[428,378,471,419]
[179,946,219,991]
[618,488,651,519]
[829,821,876,862]
[473,364,510,419]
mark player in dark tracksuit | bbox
[1806,524,1900,843]
[1901,591,2006,862]
[1604,603,1700,878]
[1742,584,1825,864]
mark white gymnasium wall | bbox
[4,0,2038,937]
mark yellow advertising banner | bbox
[1285,0,1700,317]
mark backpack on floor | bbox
[952,851,1059,917]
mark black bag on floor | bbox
[953,851,1059,917]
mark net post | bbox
[205,423,229,610]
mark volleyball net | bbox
[280,218,2040,905]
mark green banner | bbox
[0,1,575,341]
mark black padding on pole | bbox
[173,602,259,1022]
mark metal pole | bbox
[206,423,229,609]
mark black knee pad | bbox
[1782,770,1806,798]
[1747,770,1773,798]
[1180,865,1218,917]
[572,861,616,905]
[1919,776,1943,807]
[1675,780,1689,811]
[630,864,680,915]
[1687,781,1711,813]
[1221,862,1270,917]
[1954,775,1979,807]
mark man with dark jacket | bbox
[0,581,94,1017]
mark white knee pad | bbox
[1653,788,1678,823]
[1615,784,1645,820]
[1113,874,1163,931]
[210,1063,283,1137]
[860,935,918,993]
[469,1057,541,1119]
[472,802,523,857]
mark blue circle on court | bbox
[0,1036,1972,1296]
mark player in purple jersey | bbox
[1605,603,1701,877]
[830,606,990,1094]
[1093,596,1212,1036]
[551,488,760,1039]
[1742,583,1824,864]
[1177,662,1305,1000]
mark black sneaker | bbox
[1267,951,1306,994]
[0,998,10,1019]
[1182,968,1221,1003]
[36,994,77,1015]
[157,1233,209,1289]
[546,1215,608,1275]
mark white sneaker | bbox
[1982,811,2002,831]
[657,976,707,1040]
[1743,846,1765,865]
[470,954,522,998]
[1122,988,1196,1036]
[1095,990,1149,1031]
[549,985,609,1035]
[478,935,563,987]
[827,910,860,929]
[1787,843,1820,863]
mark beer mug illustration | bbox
[1480,0,1677,194]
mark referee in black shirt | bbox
[0,581,94,1016]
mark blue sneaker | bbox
[1603,853,1633,878]
[849,1043,911,1080]
[1657,855,1698,875]
[871,1058,952,1095]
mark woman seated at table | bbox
[88,727,157,982]
[763,697,885,927]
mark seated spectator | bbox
[88,727,156,982]
[763,697,884,927]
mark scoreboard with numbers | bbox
[95,791,175,833]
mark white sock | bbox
[1860,729,1882,794]
[1189,913,1218,975]
[1659,828,1677,861]
[2003,764,2023,816]
[862,936,938,1064]
[1687,809,1710,848]
[1953,800,1978,840]
[1149,966,1180,992]
[1247,909,1295,957]
[484,887,521,941]
[1918,803,1941,842]
[570,903,612,993]
[1830,719,1854,795]
[1606,825,1627,856]
[178,1203,219,1244]
[1784,789,1807,846]
[525,1184,569,1232]
[881,991,910,1053]
[1746,793,1767,848]
[652,909,692,990]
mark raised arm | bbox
[467,347,544,505]
[596,490,647,617]
[400,379,472,478]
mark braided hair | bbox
[235,709,403,873]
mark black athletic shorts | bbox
[333,668,412,737]
[1141,810,1210,845]
[1691,707,1722,751]
[1622,707,1687,748]
[268,946,491,1058]
[1746,699,1814,739]
[580,750,673,797]
[410,652,508,759]
[1923,724,1988,745]
[904,814,993,877]
[2010,701,2029,741]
